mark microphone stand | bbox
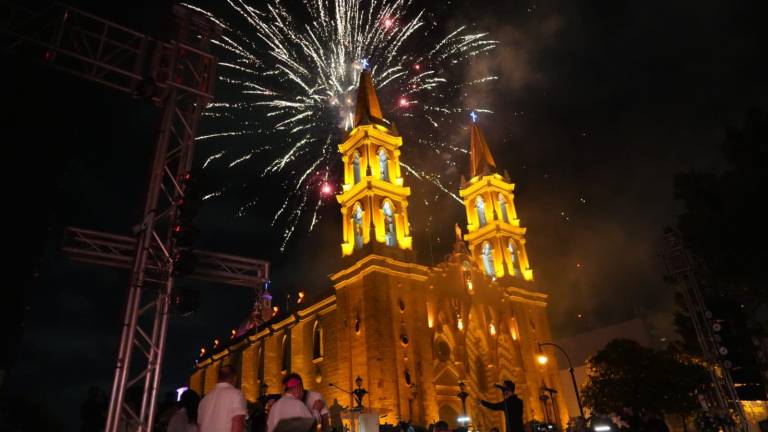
[328,382,353,395]
[329,382,358,432]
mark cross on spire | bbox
[470,111,478,123]
[360,58,369,70]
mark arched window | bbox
[352,150,362,184]
[475,196,487,227]
[498,193,510,223]
[482,241,495,277]
[353,203,364,250]
[383,201,397,247]
[312,322,323,360]
[475,355,489,392]
[378,148,390,182]
[508,240,520,277]
[281,333,291,373]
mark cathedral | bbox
[189,70,568,431]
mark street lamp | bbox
[457,381,470,426]
[537,341,584,418]
[352,376,368,409]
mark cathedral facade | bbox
[190,71,568,430]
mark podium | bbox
[340,407,388,432]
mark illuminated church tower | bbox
[460,120,534,282]
[191,77,569,432]
[337,69,413,257]
[330,69,439,423]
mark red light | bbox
[413,64,420,71]
[399,98,408,107]
[384,18,393,28]
[321,183,333,195]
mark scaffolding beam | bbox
[1,3,253,432]
[62,227,269,289]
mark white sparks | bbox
[193,0,498,250]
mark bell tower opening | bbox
[336,69,413,257]
[460,120,534,281]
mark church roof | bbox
[469,122,497,177]
[353,69,387,128]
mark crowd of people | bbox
[154,368,527,432]
[82,371,548,432]
[157,367,328,432]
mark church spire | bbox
[354,69,385,127]
[459,118,533,282]
[337,68,413,257]
[469,121,497,178]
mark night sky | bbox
[3,0,767,430]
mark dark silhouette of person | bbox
[327,398,346,432]
[433,420,450,431]
[80,386,106,432]
[642,413,670,432]
[250,397,269,432]
[478,380,524,432]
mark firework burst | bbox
[187,0,498,251]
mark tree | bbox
[581,339,708,419]
[674,108,767,303]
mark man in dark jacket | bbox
[478,380,524,432]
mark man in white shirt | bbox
[198,365,247,432]
[266,373,317,432]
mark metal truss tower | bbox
[2,3,269,431]
[661,229,748,431]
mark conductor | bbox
[478,380,524,432]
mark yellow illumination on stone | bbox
[459,122,534,282]
[193,74,569,432]
[742,400,767,426]
[336,74,413,257]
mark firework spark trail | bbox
[187,0,498,249]
[401,162,462,205]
